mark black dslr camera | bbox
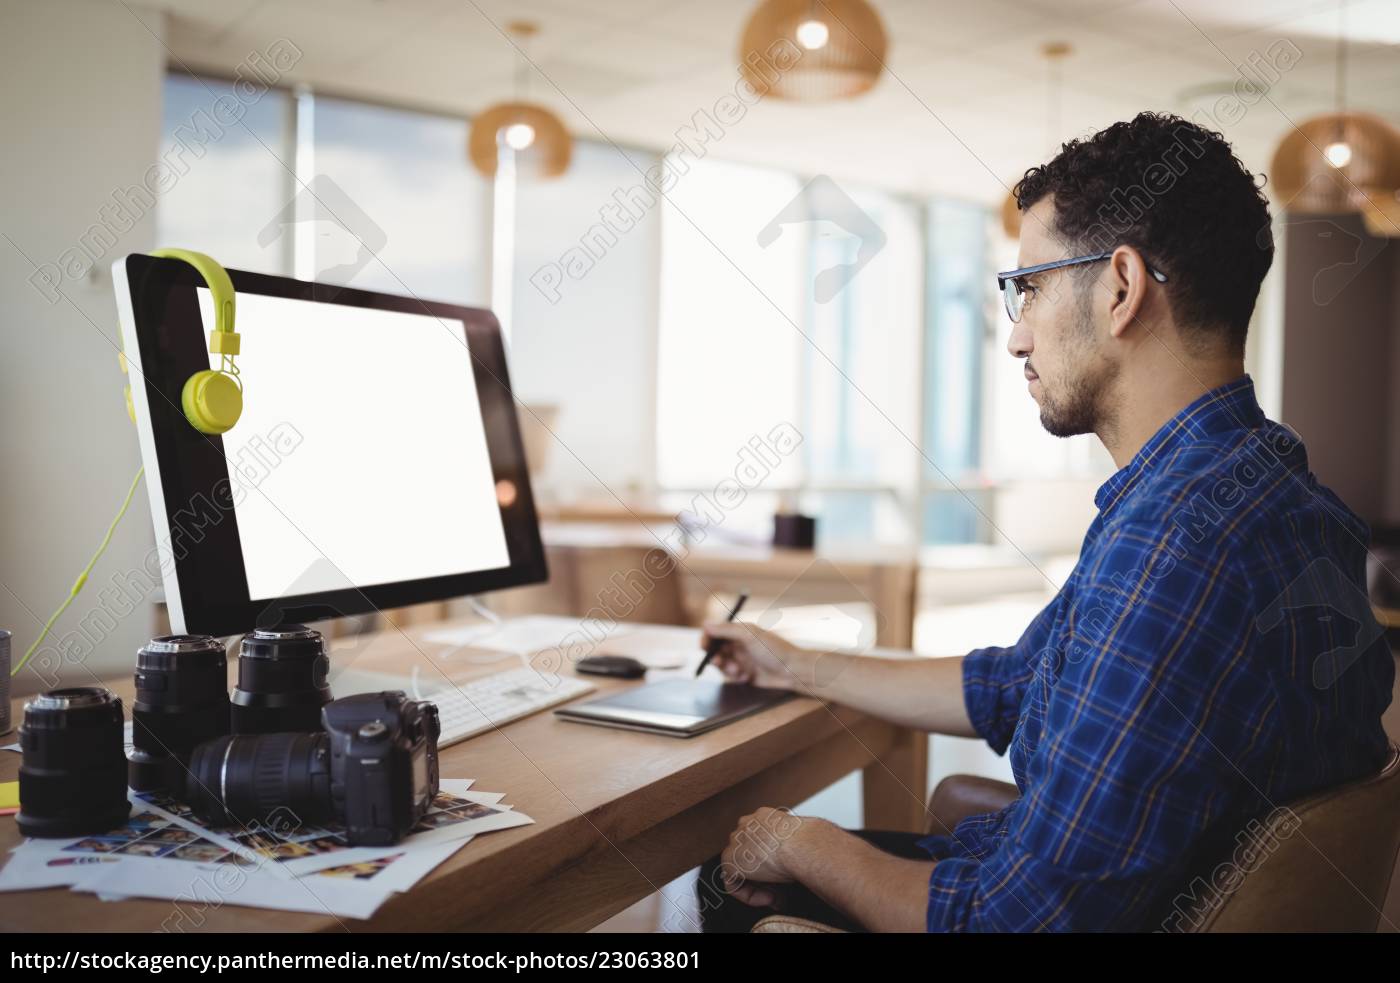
[185,691,441,846]
[324,692,441,845]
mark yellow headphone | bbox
[122,247,243,435]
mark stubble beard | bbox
[1037,283,1117,439]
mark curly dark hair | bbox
[1014,112,1272,353]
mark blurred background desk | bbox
[509,520,919,651]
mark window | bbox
[158,76,491,306]
[654,160,931,545]
[310,96,490,305]
[156,74,292,275]
[656,156,804,535]
[509,140,663,497]
[923,199,991,544]
[800,187,923,543]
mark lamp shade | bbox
[1269,112,1400,214]
[468,102,572,179]
[739,0,887,101]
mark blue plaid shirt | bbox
[919,375,1394,932]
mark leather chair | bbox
[753,744,1400,932]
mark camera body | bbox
[323,692,441,845]
[184,690,441,846]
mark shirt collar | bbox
[1094,374,1264,515]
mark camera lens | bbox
[128,635,230,792]
[17,687,130,838]
[184,732,333,829]
[230,625,331,734]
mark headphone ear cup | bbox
[181,370,243,435]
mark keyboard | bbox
[425,667,595,748]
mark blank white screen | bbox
[197,289,510,599]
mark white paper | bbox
[0,848,123,890]
[422,615,594,655]
[0,800,257,892]
[586,625,701,669]
[309,837,469,888]
[81,836,477,919]
[423,618,704,670]
[130,780,494,876]
[132,790,406,876]
[0,782,507,888]
[0,781,532,920]
[79,853,397,921]
[301,839,467,895]
[396,794,533,849]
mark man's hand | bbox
[703,621,976,737]
[699,621,813,692]
[717,806,934,932]
[717,806,825,908]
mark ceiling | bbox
[139,0,1400,205]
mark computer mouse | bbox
[575,655,648,679]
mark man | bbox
[699,112,1395,932]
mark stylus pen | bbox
[696,593,749,678]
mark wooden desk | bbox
[0,617,930,932]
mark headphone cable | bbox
[12,466,145,677]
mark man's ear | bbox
[1106,245,1151,339]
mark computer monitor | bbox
[113,254,547,637]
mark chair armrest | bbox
[751,914,848,933]
[925,775,1019,837]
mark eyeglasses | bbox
[997,251,1169,323]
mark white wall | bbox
[1,0,166,693]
